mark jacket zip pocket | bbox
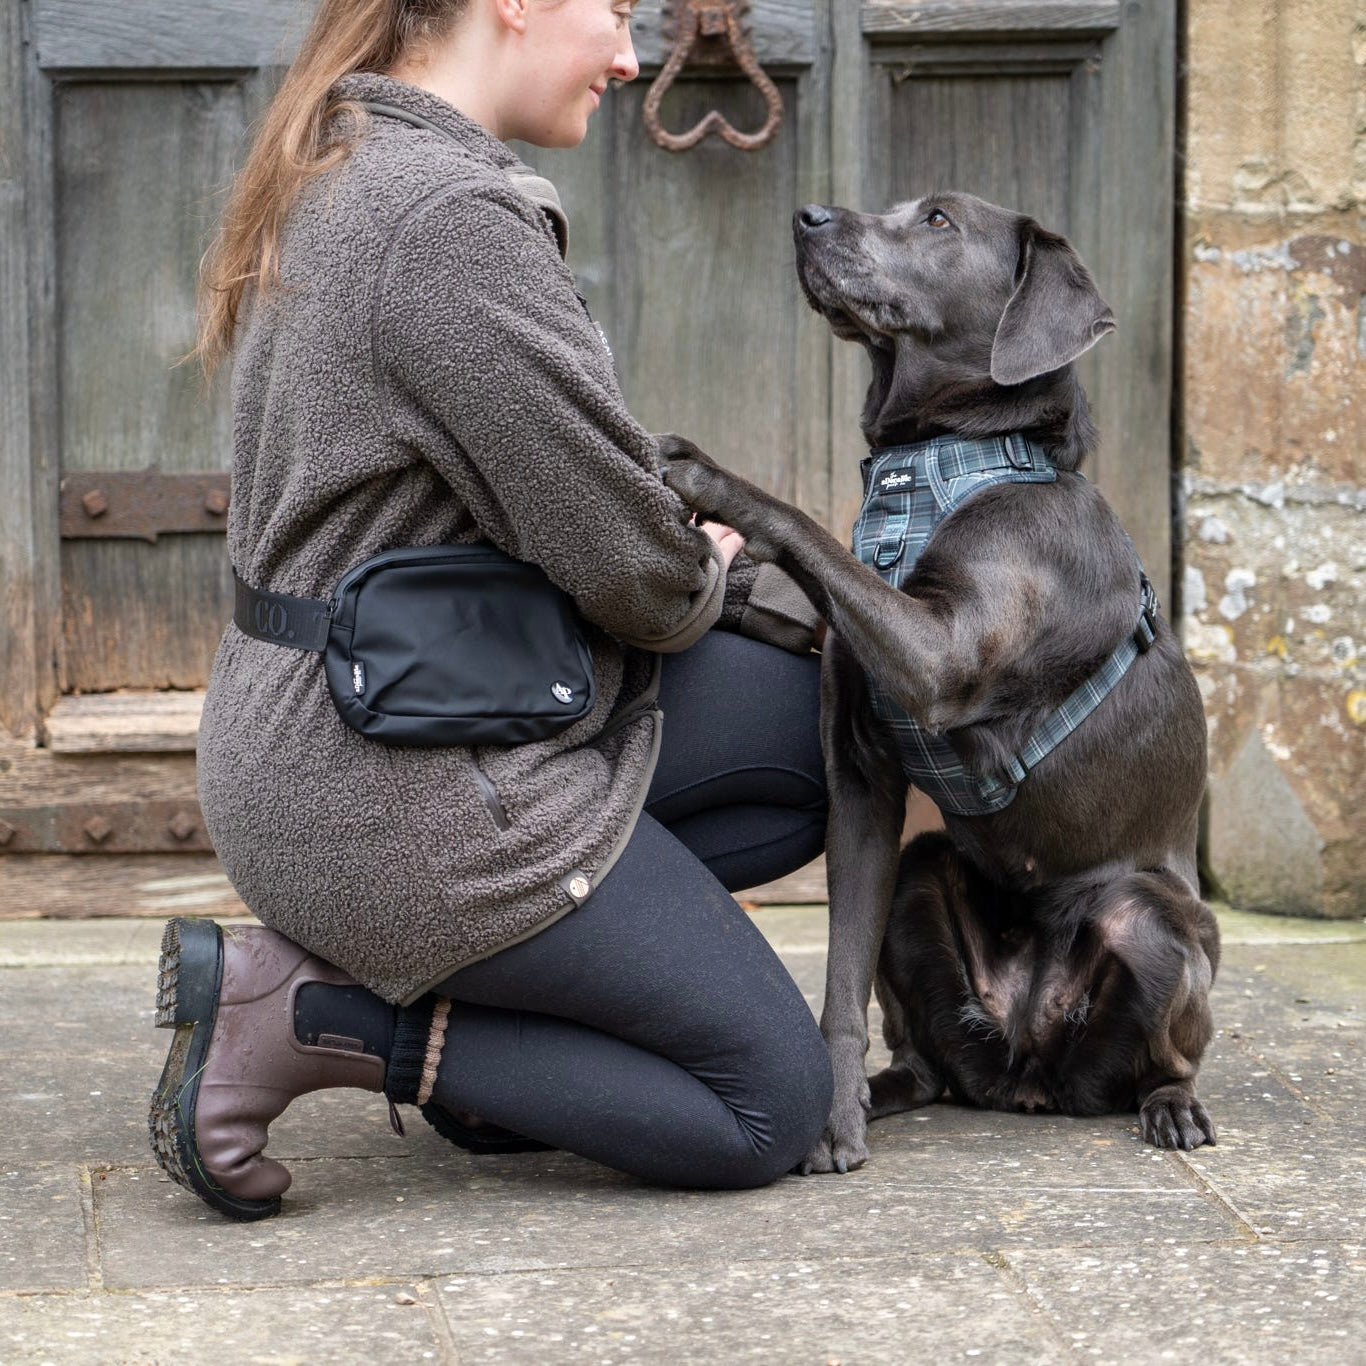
[471,759,510,831]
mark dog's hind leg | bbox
[1068,870,1219,1149]
[874,831,1021,1115]
[868,971,944,1118]
[801,635,908,1174]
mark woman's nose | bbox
[613,29,641,84]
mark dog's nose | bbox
[796,204,832,231]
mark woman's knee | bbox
[709,1021,833,1190]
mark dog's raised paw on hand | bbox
[654,432,720,470]
[659,446,727,524]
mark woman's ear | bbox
[990,220,1116,386]
[491,0,531,35]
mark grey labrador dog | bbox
[662,192,1218,1173]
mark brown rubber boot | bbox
[148,917,425,1222]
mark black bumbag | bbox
[234,544,596,746]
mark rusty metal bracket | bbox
[642,0,784,152]
[59,470,231,543]
[0,800,212,854]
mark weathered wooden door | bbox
[0,0,1174,915]
[0,0,308,912]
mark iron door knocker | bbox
[642,0,784,152]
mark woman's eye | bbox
[927,210,951,229]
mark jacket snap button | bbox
[568,875,590,899]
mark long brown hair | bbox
[196,0,469,375]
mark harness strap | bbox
[233,571,332,653]
[979,574,1160,797]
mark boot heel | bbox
[154,917,222,1028]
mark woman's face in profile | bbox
[512,0,640,147]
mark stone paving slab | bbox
[0,1283,449,1364]
[7,1050,422,1166]
[429,1255,1061,1363]
[0,1167,88,1293]
[0,965,163,1060]
[1007,1241,1366,1363]
[94,1111,1239,1291]
[0,917,215,968]
[1217,942,1365,1032]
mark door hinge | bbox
[0,800,212,854]
[59,470,231,542]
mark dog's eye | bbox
[926,210,951,229]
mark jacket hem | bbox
[397,657,666,1006]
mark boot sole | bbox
[148,918,282,1222]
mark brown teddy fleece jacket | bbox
[197,73,817,1004]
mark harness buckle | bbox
[1134,575,1159,653]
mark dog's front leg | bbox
[803,637,907,1174]
[662,440,968,727]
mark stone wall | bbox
[1182,0,1365,915]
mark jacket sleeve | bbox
[373,182,724,652]
[717,554,822,654]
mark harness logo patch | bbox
[352,662,365,695]
[551,681,575,705]
[881,470,914,490]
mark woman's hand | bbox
[698,518,746,570]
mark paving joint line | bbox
[1167,1148,1262,1241]
[77,1164,104,1292]
[1242,1044,1341,1122]
[7,1238,1337,1304]
[979,1249,1088,1363]
[1220,1030,1343,1122]
[414,1276,463,1364]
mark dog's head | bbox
[793,192,1115,465]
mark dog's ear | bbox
[990,220,1115,386]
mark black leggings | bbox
[428,629,832,1188]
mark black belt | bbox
[233,571,332,652]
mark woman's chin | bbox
[520,119,590,150]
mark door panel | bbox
[55,80,262,689]
[34,0,309,68]
[841,2,1173,597]
[875,72,1076,228]
[527,77,809,504]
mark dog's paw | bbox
[656,432,757,528]
[660,449,731,522]
[1139,1087,1216,1150]
[655,432,720,471]
[799,1121,870,1176]
[797,1079,871,1175]
[867,1061,943,1120]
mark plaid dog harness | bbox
[852,433,1160,816]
